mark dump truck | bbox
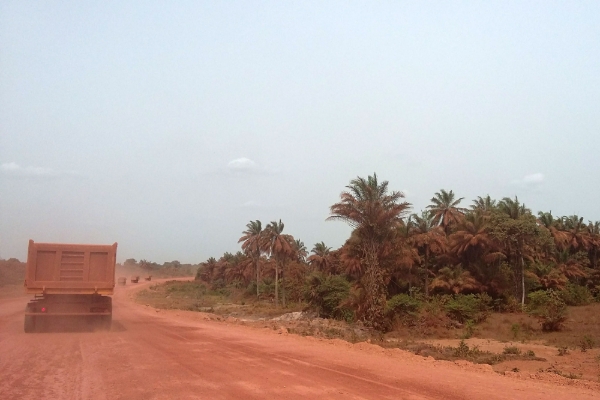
[24,240,118,333]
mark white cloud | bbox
[510,173,545,189]
[1,162,78,179]
[227,157,257,171]
[225,157,273,176]
[522,173,545,184]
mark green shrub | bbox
[503,346,521,355]
[245,282,257,296]
[303,273,352,320]
[453,340,471,357]
[210,278,226,291]
[510,323,521,339]
[462,320,475,339]
[385,294,423,326]
[444,293,492,324]
[258,280,275,297]
[283,276,306,304]
[527,290,568,331]
[560,283,593,306]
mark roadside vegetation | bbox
[138,172,600,382]
[0,258,26,297]
[0,258,26,287]
[191,173,600,332]
[116,258,196,279]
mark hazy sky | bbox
[1,1,599,263]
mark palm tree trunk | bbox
[362,242,387,331]
[255,257,260,298]
[514,239,525,307]
[281,263,286,308]
[517,236,526,307]
[424,250,430,298]
[275,262,279,307]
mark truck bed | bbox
[25,240,118,295]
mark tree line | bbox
[195,173,600,331]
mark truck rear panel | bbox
[25,240,118,295]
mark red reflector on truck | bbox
[41,307,47,312]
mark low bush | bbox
[526,350,536,357]
[560,283,593,306]
[503,346,521,355]
[210,278,226,291]
[462,320,475,339]
[258,280,275,298]
[443,293,492,324]
[245,282,258,296]
[510,323,521,339]
[385,294,423,326]
[527,290,568,331]
[303,273,352,320]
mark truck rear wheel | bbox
[100,315,112,331]
[24,315,36,333]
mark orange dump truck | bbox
[24,240,118,332]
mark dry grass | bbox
[472,304,600,350]
[136,280,303,319]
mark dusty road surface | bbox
[1,281,598,400]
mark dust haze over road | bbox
[1,280,598,400]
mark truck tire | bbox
[101,314,112,331]
[24,315,36,333]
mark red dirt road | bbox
[1,281,598,400]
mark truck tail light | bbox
[41,307,47,313]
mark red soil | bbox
[1,280,598,399]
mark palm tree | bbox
[537,211,567,251]
[225,253,253,287]
[588,221,600,269]
[495,197,535,306]
[471,195,497,213]
[449,212,504,287]
[527,262,568,290]
[294,239,308,263]
[328,173,411,330]
[214,252,238,283]
[238,220,263,297]
[196,257,217,281]
[562,215,591,253]
[429,265,482,294]
[554,250,589,282]
[262,220,294,307]
[498,196,530,219]
[339,239,363,277]
[427,189,467,235]
[307,242,332,273]
[450,213,491,259]
[409,210,446,296]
